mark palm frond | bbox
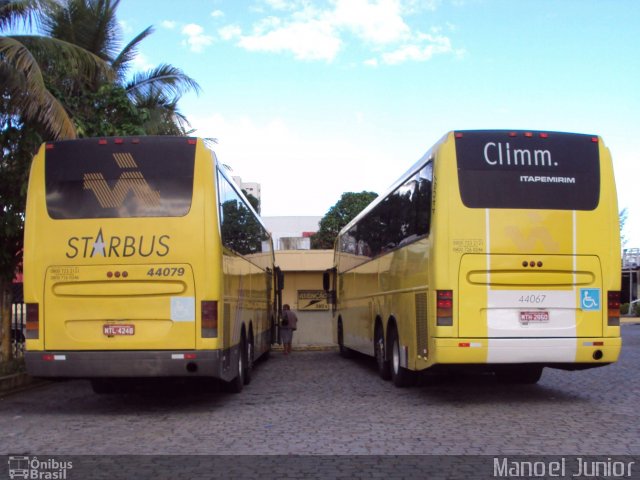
[111,24,153,79]
[12,34,114,84]
[125,63,201,100]
[0,38,76,139]
[0,0,55,32]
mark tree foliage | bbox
[311,191,378,249]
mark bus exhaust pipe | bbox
[186,362,198,373]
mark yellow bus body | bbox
[24,137,276,387]
[332,130,621,385]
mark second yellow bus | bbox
[325,130,621,387]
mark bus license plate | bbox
[520,311,549,324]
[103,324,135,336]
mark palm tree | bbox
[41,0,200,135]
[0,0,110,139]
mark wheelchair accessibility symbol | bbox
[580,288,601,311]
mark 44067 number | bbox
[147,267,185,277]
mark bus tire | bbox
[495,366,543,384]
[337,319,352,358]
[375,323,391,380]
[226,337,245,393]
[389,325,416,388]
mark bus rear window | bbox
[45,137,196,219]
[455,131,600,210]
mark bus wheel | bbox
[495,366,543,384]
[375,324,391,380]
[337,319,352,358]
[243,335,254,385]
[389,325,416,388]
[226,337,245,393]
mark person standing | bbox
[280,304,298,355]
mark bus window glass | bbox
[340,161,433,261]
[45,137,195,219]
[455,131,600,210]
[218,173,269,255]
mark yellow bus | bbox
[325,130,621,387]
[23,136,281,393]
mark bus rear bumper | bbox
[25,350,232,379]
[429,337,621,367]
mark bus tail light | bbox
[437,290,453,326]
[201,301,218,338]
[607,291,621,326]
[26,303,39,339]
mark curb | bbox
[621,317,640,325]
[0,372,48,397]
[273,345,338,352]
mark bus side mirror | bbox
[323,270,331,292]
[276,267,285,291]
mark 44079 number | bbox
[146,267,185,277]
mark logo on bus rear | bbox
[65,228,170,259]
[580,288,600,311]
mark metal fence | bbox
[11,283,25,358]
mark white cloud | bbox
[130,52,154,72]
[119,20,133,34]
[181,23,214,53]
[189,114,393,216]
[219,0,461,64]
[333,0,410,45]
[211,9,224,18]
[239,17,341,62]
[381,32,456,64]
[219,24,242,41]
[161,20,176,30]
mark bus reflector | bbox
[26,303,39,340]
[607,291,621,326]
[98,139,107,145]
[202,301,218,338]
[540,133,549,138]
[437,290,453,326]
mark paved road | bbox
[1,326,638,478]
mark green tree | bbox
[311,191,378,249]
[0,116,40,362]
[39,0,200,135]
[0,0,111,139]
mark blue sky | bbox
[115,0,639,246]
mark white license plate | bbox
[103,324,135,336]
[519,311,549,324]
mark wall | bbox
[276,250,334,347]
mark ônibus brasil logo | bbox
[8,456,72,479]
[66,228,170,259]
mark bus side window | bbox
[415,161,433,236]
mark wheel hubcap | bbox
[393,339,400,374]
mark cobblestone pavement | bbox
[0,326,638,478]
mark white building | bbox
[262,216,322,251]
